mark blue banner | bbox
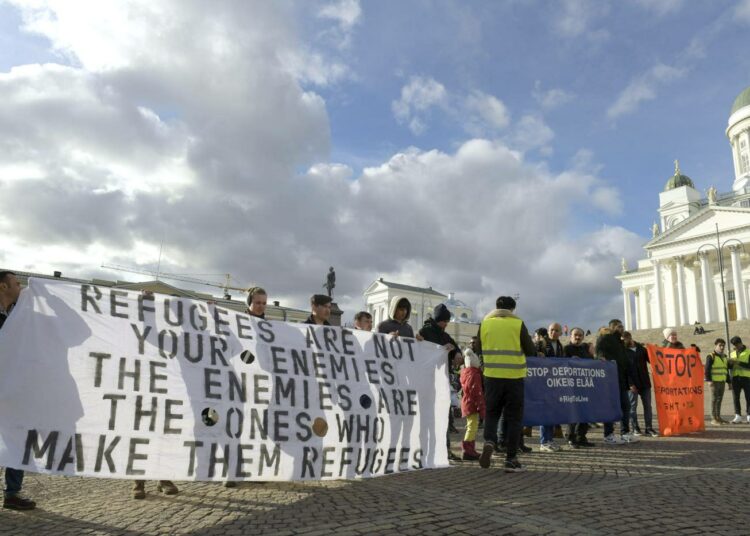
[522,357,622,426]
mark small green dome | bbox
[731,86,750,115]
[664,160,694,191]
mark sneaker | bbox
[621,433,639,443]
[603,433,625,445]
[632,428,643,436]
[479,442,494,469]
[710,418,722,426]
[746,415,750,424]
[518,444,533,454]
[644,428,659,437]
[539,442,561,452]
[494,443,507,454]
[567,440,579,449]
[3,495,36,510]
[447,451,462,462]
[224,481,238,488]
[731,414,742,424]
[578,439,596,447]
[504,458,526,473]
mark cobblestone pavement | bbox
[2,394,749,535]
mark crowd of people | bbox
[2,272,750,508]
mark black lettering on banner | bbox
[275,376,296,406]
[365,360,380,384]
[337,384,352,411]
[402,338,416,361]
[204,368,222,400]
[226,407,243,438]
[89,352,111,387]
[381,361,395,386]
[138,292,155,321]
[319,382,333,410]
[57,434,84,472]
[271,346,288,374]
[183,440,203,477]
[412,448,423,469]
[23,429,58,469]
[305,327,321,350]
[391,389,405,415]
[134,396,158,432]
[164,299,184,327]
[273,410,290,441]
[322,328,340,353]
[254,374,270,404]
[126,438,150,476]
[373,335,387,359]
[339,446,354,477]
[212,306,230,337]
[355,448,370,475]
[329,354,348,381]
[236,444,253,477]
[257,320,275,343]
[110,290,129,319]
[312,352,327,379]
[340,329,356,356]
[378,388,390,414]
[292,349,309,376]
[249,408,268,439]
[259,444,281,477]
[228,371,247,402]
[321,446,336,478]
[384,447,397,474]
[159,329,178,359]
[399,447,410,471]
[103,394,126,430]
[407,389,418,415]
[236,314,253,340]
[189,304,208,331]
[389,338,403,360]
[118,358,140,391]
[336,414,354,442]
[164,399,183,434]
[81,284,102,314]
[94,435,121,473]
[296,412,312,441]
[184,333,204,363]
[302,446,318,478]
[209,443,229,478]
[370,448,383,474]
[131,324,151,355]
[149,361,168,394]
[210,337,229,367]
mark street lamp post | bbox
[697,223,746,346]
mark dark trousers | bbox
[711,382,726,419]
[604,382,630,437]
[732,376,750,415]
[566,422,589,443]
[498,411,527,449]
[4,468,24,497]
[484,377,524,460]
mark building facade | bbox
[617,86,750,330]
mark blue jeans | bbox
[540,425,555,444]
[628,388,653,431]
[604,382,631,437]
[4,467,24,497]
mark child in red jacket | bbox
[460,347,486,460]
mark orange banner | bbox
[646,345,704,436]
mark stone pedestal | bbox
[330,302,343,326]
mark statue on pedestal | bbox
[651,221,659,238]
[621,257,628,273]
[323,266,336,298]
[707,185,717,204]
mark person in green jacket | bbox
[705,338,730,425]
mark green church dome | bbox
[664,160,694,191]
[731,86,750,115]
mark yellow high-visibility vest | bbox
[480,316,526,379]
[731,348,750,378]
[710,353,728,382]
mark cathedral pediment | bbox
[647,206,750,249]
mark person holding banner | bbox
[478,296,536,473]
[539,323,565,452]
[305,294,333,325]
[0,271,35,511]
[246,286,268,319]
[705,338,730,425]
[622,332,657,437]
[596,319,638,445]
[729,336,750,424]
[377,296,417,338]
[353,311,373,331]
[661,328,685,349]
[563,328,595,447]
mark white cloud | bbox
[533,81,575,110]
[317,0,362,50]
[607,62,687,120]
[463,90,510,135]
[632,0,685,16]
[553,0,609,41]
[511,114,554,152]
[391,76,448,135]
[735,0,750,24]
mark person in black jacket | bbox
[563,327,595,447]
[0,271,35,511]
[304,294,332,325]
[419,304,461,461]
[622,331,657,437]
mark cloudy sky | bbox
[1,0,750,331]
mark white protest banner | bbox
[0,279,450,481]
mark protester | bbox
[539,322,564,452]
[563,327,595,447]
[0,271,35,510]
[729,336,750,424]
[478,296,536,473]
[377,296,417,337]
[622,331,657,437]
[533,327,549,356]
[353,311,373,331]
[596,319,638,445]
[460,346,485,460]
[705,338,730,425]
[661,328,685,349]
[305,294,332,325]
[132,479,178,500]
[420,304,461,460]
[246,286,268,318]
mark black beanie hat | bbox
[496,296,516,310]
[433,303,451,323]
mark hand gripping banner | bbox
[522,357,621,426]
[646,344,704,436]
[0,279,450,481]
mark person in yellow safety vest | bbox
[729,336,750,424]
[477,295,536,473]
[705,338,730,425]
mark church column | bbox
[640,285,651,329]
[730,246,747,320]
[652,261,663,328]
[674,256,689,326]
[698,251,714,323]
[623,289,633,331]
[633,289,640,330]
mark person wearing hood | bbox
[477,296,536,473]
[460,346,485,460]
[419,304,461,460]
[377,296,419,338]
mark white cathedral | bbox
[617,85,750,330]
